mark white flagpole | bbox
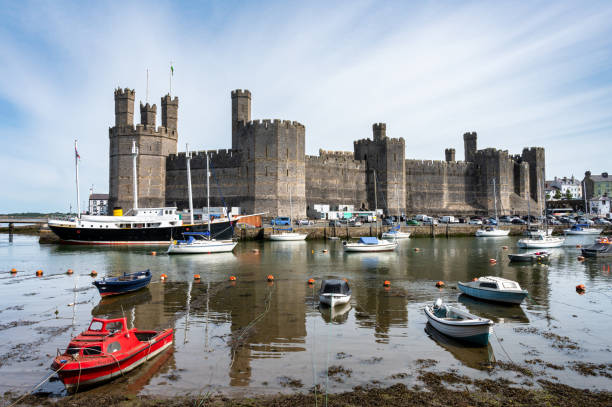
[169,61,172,98]
[146,68,149,103]
[75,140,81,219]
[132,140,139,210]
[186,143,194,225]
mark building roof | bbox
[589,173,610,182]
[89,193,109,200]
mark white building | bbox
[589,196,610,216]
[547,176,583,199]
[88,193,109,215]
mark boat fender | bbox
[577,256,585,262]
[10,268,17,274]
[229,276,237,281]
[435,281,445,288]
[576,284,586,293]
[267,275,274,282]
[489,259,497,264]
[151,251,157,256]
[307,278,315,284]
[383,280,391,287]
[66,269,73,275]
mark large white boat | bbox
[475,227,510,237]
[475,179,509,237]
[563,225,602,236]
[167,232,236,254]
[343,237,398,252]
[457,277,528,304]
[523,227,554,238]
[381,225,411,239]
[319,279,351,307]
[517,235,564,248]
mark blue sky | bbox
[1,1,611,212]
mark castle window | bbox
[265,167,268,177]
[287,169,289,177]
[286,148,289,159]
[266,146,269,158]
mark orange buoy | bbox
[383,280,391,287]
[307,278,315,284]
[414,248,420,252]
[66,269,73,275]
[10,268,17,274]
[194,274,201,280]
[577,256,585,262]
[343,278,348,282]
[472,277,478,282]
[267,275,274,282]
[489,259,497,264]
[436,281,445,288]
[36,270,43,276]
[90,270,98,276]
[229,276,237,281]
[151,251,157,256]
[160,273,168,281]
[576,284,586,293]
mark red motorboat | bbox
[51,317,173,391]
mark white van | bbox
[441,216,457,224]
[415,214,429,222]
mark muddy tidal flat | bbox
[1,233,611,406]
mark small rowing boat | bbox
[507,251,550,262]
[319,279,351,307]
[92,270,151,297]
[424,299,493,346]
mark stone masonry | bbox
[108,87,545,217]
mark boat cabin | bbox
[320,279,351,295]
[476,277,522,291]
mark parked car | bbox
[382,218,395,226]
[349,220,362,227]
[486,218,498,225]
[548,218,562,225]
[594,218,611,225]
[422,217,438,225]
[296,219,314,226]
[511,218,527,225]
[406,219,420,225]
[468,219,483,225]
[328,220,341,227]
[499,215,513,223]
[440,216,458,224]
[271,217,291,226]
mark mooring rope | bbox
[8,362,67,407]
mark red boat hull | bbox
[53,329,173,390]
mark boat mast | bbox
[289,184,293,225]
[74,140,81,219]
[186,144,194,225]
[493,178,499,224]
[374,169,378,214]
[131,140,139,210]
[206,152,211,237]
[583,180,588,216]
[527,185,531,229]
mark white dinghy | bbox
[319,279,352,307]
[424,299,493,346]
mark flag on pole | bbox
[170,65,174,76]
[75,141,80,160]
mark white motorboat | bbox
[319,279,351,307]
[167,232,237,254]
[268,230,308,241]
[563,225,602,236]
[523,227,554,238]
[475,179,509,237]
[381,225,411,239]
[343,237,398,252]
[424,299,493,346]
[517,234,564,248]
[457,277,528,304]
[475,227,510,237]
[508,250,550,262]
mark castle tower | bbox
[463,132,477,162]
[445,148,455,162]
[109,88,178,213]
[521,147,545,202]
[353,123,405,216]
[114,88,135,126]
[373,123,386,141]
[161,94,178,130]
[140,102,157,127]
[232,89,251,150]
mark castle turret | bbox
[445,148,455,162]
[373,123,387,141]
[521,147,545,202]
[161,94,178,130]
[232,89,251,150]
[140,102,157,127]
[463,132,477,162]
[114,88,135,126]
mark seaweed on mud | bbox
[0,320,37,331]
[570,362,612,378]
[419,371,472,388]
[278,376,303,388]
[361,356,383,365]
[336,352,351,359]
[514,327,580,350]
[525,358,565,370]
[415,358,438,368]
[494,361,535,377]
[388,372,409,379]
[326,365,352,383]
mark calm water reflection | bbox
[0,234,611,396]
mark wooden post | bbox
[8,223,14,243]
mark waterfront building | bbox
[583,171,612,200]
[108,87,546,218]
[546,176,582,200]
[88,193,109,216]
[589,195,611,216]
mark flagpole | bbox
[146,68,149,103]
[74,140,81,219]
[169,61,172,98]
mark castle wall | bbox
[305,150,368,212]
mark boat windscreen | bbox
[321,281,350,294]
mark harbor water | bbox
[0,233,611,397]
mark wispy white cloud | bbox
[1,0,611,212]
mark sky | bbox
[1,0,611,213]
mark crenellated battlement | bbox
[140,102,157,111]
[317,149,354,158]
[161,94,179,104]
[353,136,405,146]
[405,159,473,176]
[476,148,509,158]
[231,89,252,98]
[239,119,305,130]
[109,124,177,139]
[167,148,242,169]
[114,87,135,98]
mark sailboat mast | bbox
[289,185,293,224]
[527,187,531,229]
[186,144,194,225]
[583,180,588,215]
[131,140,138,210]
[74,140,81,219]
[206,152,211,236]
[493,178,498,223]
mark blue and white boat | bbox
[92,270,152,297]
[457,276,528,304]
[167,232,237,254]
[343,237,398,252]
[563,224,602,236]
[424,299,493,346]
[381,225,411,239]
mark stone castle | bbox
[108,88,545,217]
